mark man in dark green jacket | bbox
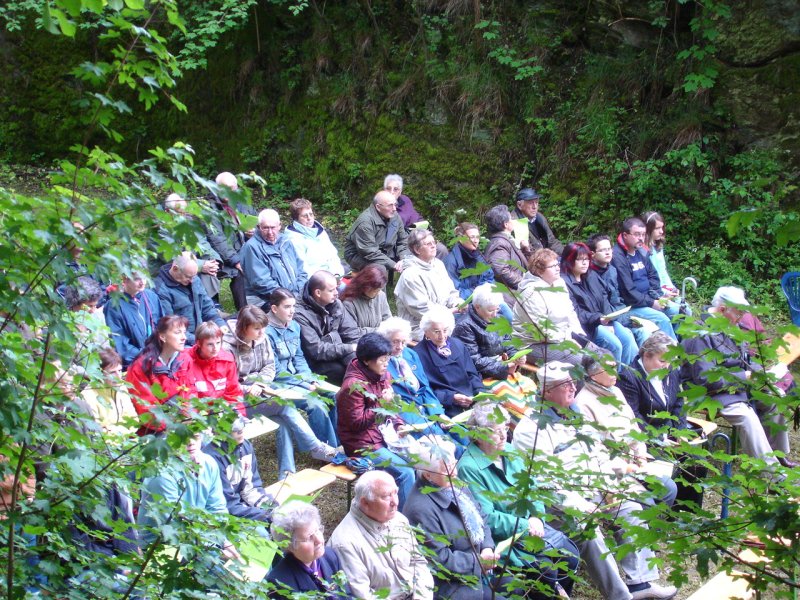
[344,190,411,274]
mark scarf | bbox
[441,486,485,547]
[152,352,183,379]
[291,220,320,238]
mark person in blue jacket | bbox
[202,418,275,527]
[154,252,226,345]
[104,271,162,367]
[377,317,446,435]
[241,209,308,308]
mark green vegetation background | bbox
[1,0,799,314]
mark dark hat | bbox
[516,188,540,202]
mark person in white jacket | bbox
[394,229,461,340]
[284,198,345,279]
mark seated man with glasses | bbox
[344,190,411,275]
[610,216,677,340]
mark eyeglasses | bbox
[294,525,324,544]
[377,202,397,209]
[545,263,560,269]
[386,186,402,192]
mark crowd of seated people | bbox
[40,170,799,600]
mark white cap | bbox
[536,361,574,389]
[711,286,749,308]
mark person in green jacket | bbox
[458,403,578,598]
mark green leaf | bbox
[59,0,82,17]
[42,3,61,34]
[124,0,144,8]
[53,8,77,37]
[239,213,258,232]
[83,0,106,13]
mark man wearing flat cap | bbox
[512,187,563,255]
[681,286,795,468]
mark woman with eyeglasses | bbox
[512,248,601,367]
[267,501,351,598]
[561,241,638,367]
[395,229,462,341]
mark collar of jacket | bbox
[288,220,324,238]
[188,344,236,366]
[300,287,341,317]
[407,255,436,271]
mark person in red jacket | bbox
[186,321,247,418]
[125,315,192,435]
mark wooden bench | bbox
[320,463,358,505]
[264,468,337,505]
[242,415,279,440]
[685,570,755,600]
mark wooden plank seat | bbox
[685,570,755,600]
[320,463,358,506]
[242,416,279,440]
[264,468,337,505]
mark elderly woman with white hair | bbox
[266,501,351,597]
[402,437,505,600]
[452,283,527,381]
[458,403,580,598]
[377,317,447,434]
[412,305,485,419]
[395,229,462,341]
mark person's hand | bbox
[307,383,318,393]
[508,362,518,375]
[381,387,395,403]
[519,240,530,252]
[528,517,544,537]
[235,262,243,272]
[202,261,219,275]
[248,383,265,397]
[394,260,404,273]
[222,541,241,562]
[453,393,473,407]
[479,547,500,570]
[652,299,664,311]
[600,317,610,326]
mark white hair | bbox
[383,174,403,189]
[377,317,412,338]
[215,171,238,190]
[270,501,321,547]
[420,305,455,336]
[172,251,197,272]
[472,283,502,310]
[468,402,510,428]
[415,437,457,476]
[353,470,396,503]
[258,208,280,225]
[164,193,185,212]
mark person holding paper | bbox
[561,242,638,367]
[457,403,579,598]
[512,188,563,255]
[483,205,531,308]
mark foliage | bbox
[1,1,800,597]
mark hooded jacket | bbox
[125,349,193,434]
[443,242,495,300]
[222,320,276,394]
[154,264,225,345]
[284,220,345,278]
[104,288,163,367]
[511,273,585,346]
[294,283,360,384]
[394,255,461,339]
[611,235,662,309]
[185,344,247,417]
[241,230,307,303]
